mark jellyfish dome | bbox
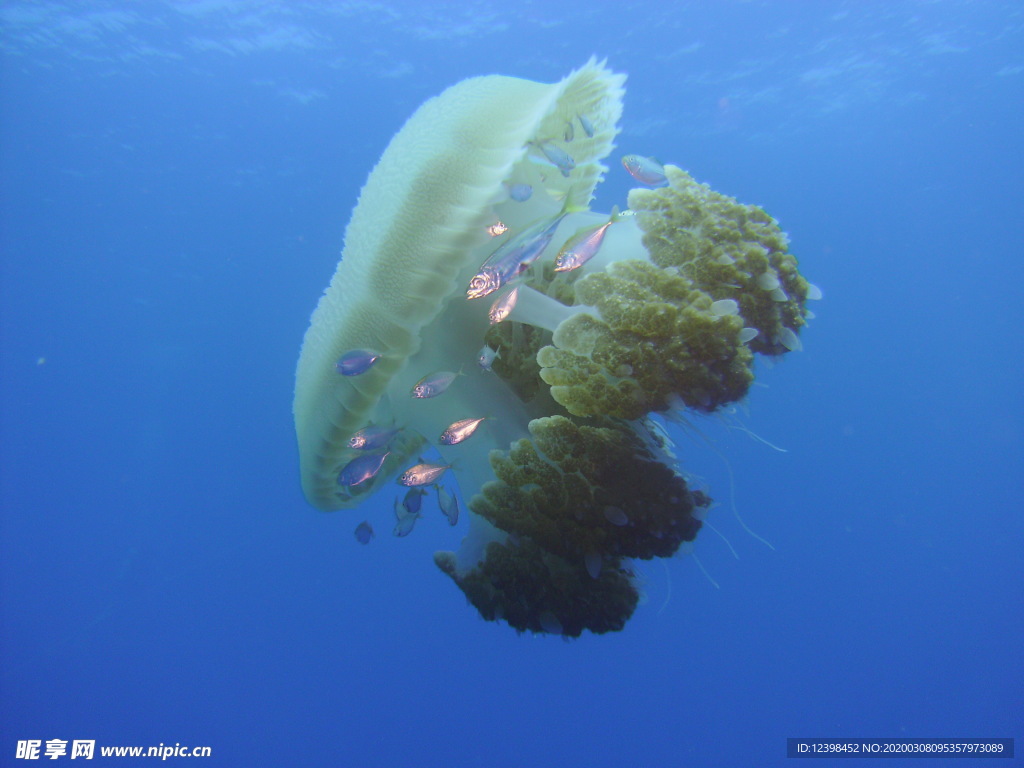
[293,59,817,637]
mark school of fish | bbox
[333,116,677,543]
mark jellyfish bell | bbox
[294,57,625,512]
[294,59,815,636]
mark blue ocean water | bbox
[1,2,1021,766]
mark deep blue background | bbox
[2,2,1021,766]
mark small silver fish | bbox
[466,197,584,300]
[354,521,374,544]
[554,207,621,273]
[578,113,595,138]
[392,508,422,537]
[506,183,532,202]
[393,495,421,536]
[436,485,459,526]
[411,370,460,399]
[489,285,519,325]
[622,155,668,187]
[399,462,451,486]
[402,486,427,516]
[440,417,486,446]
[477,344,500,371]
[348,425,399,451]
[337,452,389,486]
[465,267,504,301]
[335,348,380,376]
[563,119,575,143]
[530,140,575,177]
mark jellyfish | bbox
[293,59,818,637]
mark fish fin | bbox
[558,186,590,215]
